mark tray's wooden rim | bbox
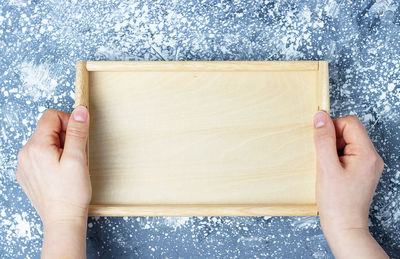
[317,61,330,112]
[75,60,329,217]
[85,60,319,72]
[74,61,329,111]
[88,204,318,217]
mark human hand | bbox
[16,107,90,258]
[314,111,387,258]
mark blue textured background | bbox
[1,0,399,258]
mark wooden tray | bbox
[74,61,329,216]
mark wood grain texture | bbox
[86,60,319,72]
[77,61,329,216]
[74,61,89,108]
[88,204,318,217]
[317,61,330,112]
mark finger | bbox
[32,109,70,148]
[60,130,66,149]
[336,137,346,151]
[313,111,341,170]
[63,106,90,160]
[333,116,376,155]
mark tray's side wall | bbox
[317,61,330,112]
[75,61,89,108]
[88,204,318,217]
[74,61,90,182]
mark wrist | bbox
[322,221,372,253]
[41,201,89,229]
[41,211,88,259]
[319,212,369,238]
[322,227,389,258]
[43,215,88,234]
[322,223,370,245]
[324,226,371,241]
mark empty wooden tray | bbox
[74,61,329,216]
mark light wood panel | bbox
[85,60,319,72]
[88,204,318,217]
[75,61,329,216]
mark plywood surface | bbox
[75,61,329,216]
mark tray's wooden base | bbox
[75,61,329,216]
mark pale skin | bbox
[314,111,388,258]
[17,107,91,259]
[16,107,388,258]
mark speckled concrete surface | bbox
[0,0,399,258]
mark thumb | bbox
[313,111,340,170]
[63,106,90,158]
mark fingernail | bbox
[73,106,88,122]
[314,111,327,128]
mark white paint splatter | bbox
[8,0,27,7]
[163,217,190,229]
[388,83,395,91]
[293,216,318,230]
[13,213,32,239]
[324,0,339,18]
[394,209,400,222]
[237,236,264,246]
[19,61,58,101]
[369,0,397,15]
